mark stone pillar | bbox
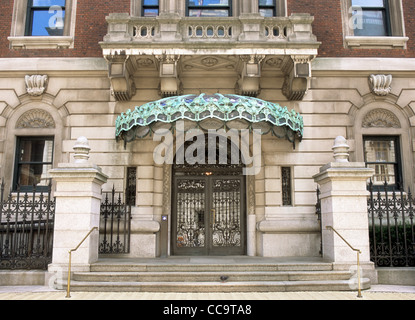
[48,137,108,274]
[313,136,376,280]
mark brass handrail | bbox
[326,226,363,298]
[66,227,99,298]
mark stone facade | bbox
[0,1,414,270]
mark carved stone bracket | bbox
[25,75,48,96]
[105,51,136,101]
[156,54,182,98]
[282,55,314,101]
[369,74,392,96]
[235,55,265,97]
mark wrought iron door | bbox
[172,175,245,256]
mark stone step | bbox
[64,278,371,293]
[72,270,352,283]
[90,263,334,273]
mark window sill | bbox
[345,36,408,49]
[8,36,74,50]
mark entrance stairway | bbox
[65,257,371,292]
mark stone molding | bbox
[8,36,74,50]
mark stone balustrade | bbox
[103,13,318,45]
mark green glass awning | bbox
[115,93,303,145]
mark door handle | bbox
[211,208,216,226]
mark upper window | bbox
[9,0,75,49]
[142,0,159,17]
[364,136,402,190]
[351,0,390,36]
[25,0,66,36]
[14,136,54,191]
[186,0,232,17]
[342,0,407,49]
[259,0,276,17]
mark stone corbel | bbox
[156,54,182,98]
[369,74,392,96]
[25,75,48,96]
[282,55,314,101]
[235,55,265,97]
[105,51,136,101]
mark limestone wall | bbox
[0,57,414,258]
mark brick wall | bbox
[287,0,415,57]
[0,1,414,58]
[0,0,130,58]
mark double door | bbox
[172,175,245,256]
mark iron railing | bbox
[0,181,55,270]
[99,187,131,254]
[368,180,415,267]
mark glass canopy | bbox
[115,93,303,145]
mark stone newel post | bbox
[48,137,108,274]
[313,137,376,279]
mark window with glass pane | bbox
[364,136,401,189]
[187,0,231,17]
[259,0,276,17]
[142,0,159,17]
[14,137,54,190]
[351,0,390,36]
[26,0,66,36]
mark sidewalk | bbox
[0,285,414,300]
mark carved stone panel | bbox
[16,109,55,129]
[362,109,401,128]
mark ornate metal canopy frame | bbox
[115,93,304,147]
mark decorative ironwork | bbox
[125,167,136,206]
[368,180,415,267]
[0,181,55,270]
[115,93,304,144]
[211,178,241,248]
[175,179,206,249]
[99,187,131,254]
[281,167,292,206]
[315,187,322,256]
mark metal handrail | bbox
[66,227,99,298]
[326,226,363,298]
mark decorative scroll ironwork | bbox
[99,188,131,254]
[126,167,136,206]
[315,187,322,256]
[211,178,241,248]
[368,180,415,267]
[115,93,304,145]
[176,179,206,248]
[0,181,55,270]
[281,167,292,206]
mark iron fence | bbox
[0,182,55,270]
[99,187,131,254]
[368,180,415,267]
